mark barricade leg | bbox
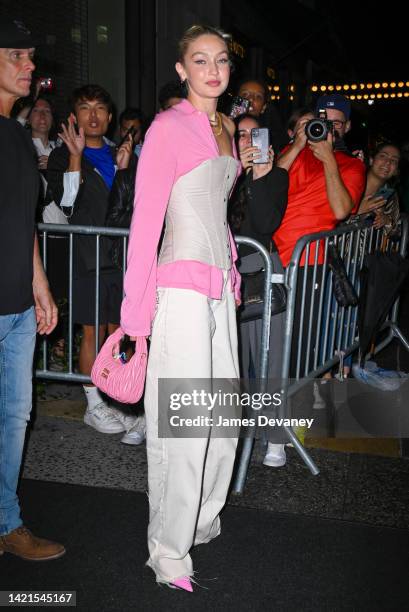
[372,322,409,358]
[390,323,409,352]
[284,427,320,475]
[232,437,254,494]
[233,236,321,493]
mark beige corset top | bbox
[158,156,239,270]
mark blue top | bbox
[84,143,115,189]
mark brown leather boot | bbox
[0,526,66,561]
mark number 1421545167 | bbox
[0,592,76,607]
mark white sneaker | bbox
[84,402,126,434]
[121,415,146,445]
[108,407,140,433]
[263,443,286,467]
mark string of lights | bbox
[268,81,409,102]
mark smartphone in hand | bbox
[39,77,53,91]
[251,127,270,164]
[119,126,136,147]
[229,96,250,119]
[374,185,394,202]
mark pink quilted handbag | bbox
[91,327,148,404]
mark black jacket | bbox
[230,166,289,257]
[105,155,137,266]
[106,156,137,228]
[47,144,134,276]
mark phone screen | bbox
[375,186,394,201]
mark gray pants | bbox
[238,251,286,443]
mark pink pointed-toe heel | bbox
[171,576,193,592]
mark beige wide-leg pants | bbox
[144,278,239,583]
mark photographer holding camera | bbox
[275,94,366,266]
[261,95,366,468]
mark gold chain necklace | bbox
[209,112,223,137]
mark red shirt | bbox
[274,146,365,266]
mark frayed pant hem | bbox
[146,558,195,585]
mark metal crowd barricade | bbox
[36,219,409,494]
[35,227,275,386]
[36,223,129,383]
[233,215,409,494]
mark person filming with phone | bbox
[236,78,287,153]
[229,113,289,467]
[230,114,288,370]
[118,106,144,157]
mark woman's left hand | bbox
[252,146,274,180]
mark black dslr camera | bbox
[305,109,334,142]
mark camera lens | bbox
[309,122,324,139]
[305,118,328,142]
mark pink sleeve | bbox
[228,226,242,303]
[120,116,177,337]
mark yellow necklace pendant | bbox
[210,112,223,137]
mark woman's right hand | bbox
[252,146,274,180]
[239,145,261,170]
[292,118,309,151]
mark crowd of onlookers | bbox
[12,75,407,466]
[11,78,187,447]
[5,15,409,573]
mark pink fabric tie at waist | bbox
[156,260,234,300]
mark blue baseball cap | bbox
[315,94,351,119]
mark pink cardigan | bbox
[120,99,242,337]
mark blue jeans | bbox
[0,307,36,535]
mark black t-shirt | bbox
[0,116,40,315]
